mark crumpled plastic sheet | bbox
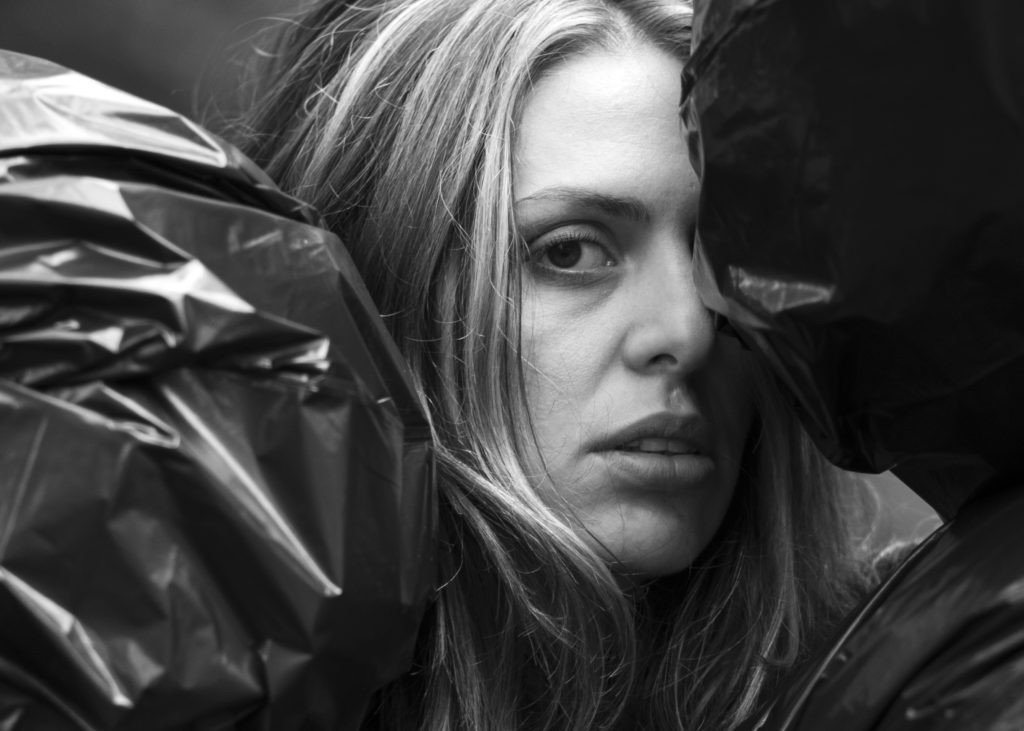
[682,0,1024,519]
[742,488,1024,731]
[0,50,435,730]
[683,1,1024,729]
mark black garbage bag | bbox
[683,1,1024,729]
[683,0,1024,520]
[0,51,435,730]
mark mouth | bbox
[615,437,704,456]
[593,413,712,458]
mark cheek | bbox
[520,288,608,475]
[522,289,574,408]
[521,296,576,448]
[520,283,614,386]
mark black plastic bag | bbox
[0,51,435,730]
[683,1,1024,728]
[683,0,1024,519]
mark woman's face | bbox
[514,43,754,578]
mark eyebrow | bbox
[514,187,650,224]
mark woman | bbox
[239,1,875,728]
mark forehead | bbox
[514,44,690,200]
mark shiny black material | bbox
[0,51,435,730]
[683,1,1024,729]
[683,0,1024,519]
[751,490,1024,730]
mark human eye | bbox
[526,226,616,283]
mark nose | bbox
[621,242,715,377]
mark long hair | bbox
[237,1,874,728]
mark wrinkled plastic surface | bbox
[683,1,1024,729]
[0,50,435,730]
[683,0,1024,519]
[741,488,1024,731]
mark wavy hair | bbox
[236,1,875,728]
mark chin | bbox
[585,514,712,579]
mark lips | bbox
[582,413,718,491]
[618,437,702,456]
[593,413,712,457]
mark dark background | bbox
[0,0,302,129]
[0,0,937,546]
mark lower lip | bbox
[595,450,716,491]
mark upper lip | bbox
[590,413,713,455]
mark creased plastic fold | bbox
[0,50,435,730]
[683,1,1024,729]
[683,0,1024,519]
